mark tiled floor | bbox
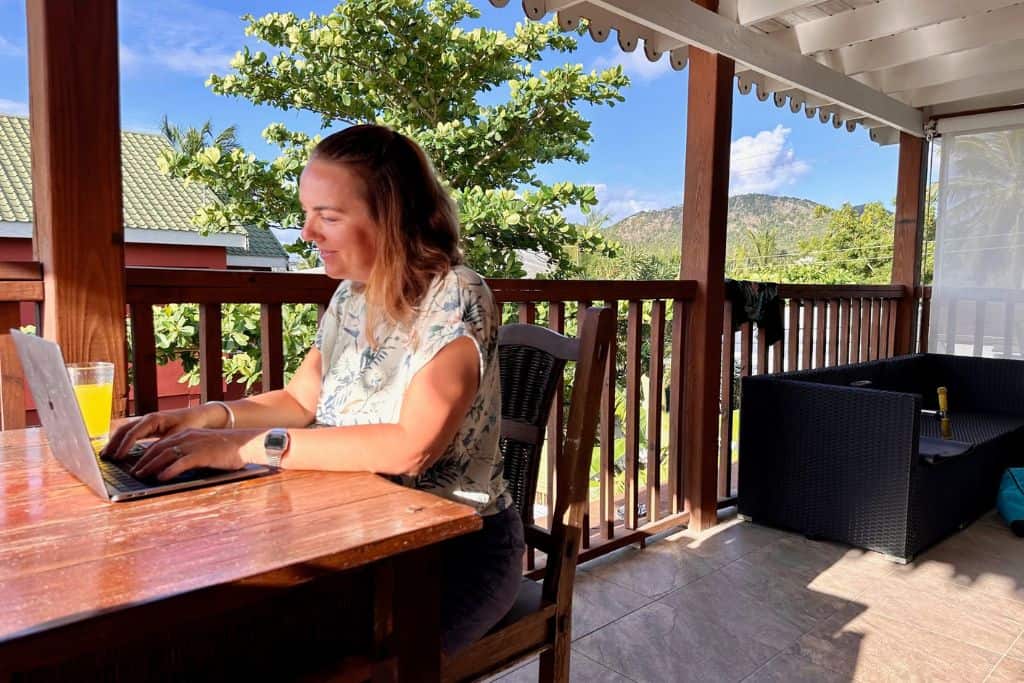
[490,511,1024,682]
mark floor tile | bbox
[852,579,1024,654]
[890,525,1024,603]
[583,543,715,599]
[716,556,854,632]
[790,603,1001,681]
[1006,633,1024,660]
[494,650,633,682]
[662,518,789,569]
[987,656,1024,682]
[576,576,803,683]
[737,535,895,602]
[570,570,650,640]
[742,652,846,682]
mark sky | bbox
[0,0,900,230]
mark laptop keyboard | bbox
[99,444,150,492]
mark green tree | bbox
[158,0,626,278]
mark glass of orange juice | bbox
[67,362,114,453]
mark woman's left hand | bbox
[129,428,262,481]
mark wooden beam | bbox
[927,90,1024,118]
[834,3,1024,76]
[891,133,928,356]
[27,0,128,417]
[779,0,1018,57]
[680,40,733,531]
[735,0,819,26]
[857,40,1024,96]
[588,0,923,135]
[895,68,1024,109]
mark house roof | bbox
[491,0,1024,145]
[0,114,286,264]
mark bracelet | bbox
[207,400,236,429]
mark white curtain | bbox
[929,125,1024,358]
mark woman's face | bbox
[299,159,379,282]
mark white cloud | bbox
[0,35,23,57]
[0,99,28,116]
[117,0,239,77]
[566,182,675,224]
[729,124,810,195]
[592,44,672,83]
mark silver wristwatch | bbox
[263,428,290,468]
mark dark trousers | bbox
[440,505,526,655]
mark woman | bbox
[102,124,525,655]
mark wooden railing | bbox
[716,283,909,502]
[0,262,941,554]
[127,269,698,562]
[0,262,43,430]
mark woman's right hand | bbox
[100,405,224,462]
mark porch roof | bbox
[491,1,1024,145]
[0,115,249,248]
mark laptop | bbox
[10,329,273,501]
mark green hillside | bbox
[604,193,830,257]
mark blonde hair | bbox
[310,125,462,343]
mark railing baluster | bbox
[973,300,986,356]
[647,300,665,523]
[199,303,224,403]
[756,324,768,376]
[850,298,863,362]
[0,302,26,430]
[787,299,799,372]
[801,300,814,370]
[260,303,285,391]
[517,302,536,325]
[578,299,593,549]
[719,302,735,501]
[546,301,565,530]
[869,299,881,360]
[860,299,872,361]
[1004,300,1015,357]
[668,299,687,516]
[740,322,753,379]
[814,300,827,369]
[839,299,851,365]
[827,299,839,367]
[918,292,931,353]
[599,299,618,540]
[946,298,959,354]
[886,299,898,357]
[131,304,159,415]
[624,300,642,530]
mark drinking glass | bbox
[67,362,115,453]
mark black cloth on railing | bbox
[724,279,784,345]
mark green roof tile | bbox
[0,114,285,261]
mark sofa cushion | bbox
[920,412,1024,444]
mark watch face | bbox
[266,429,288,451]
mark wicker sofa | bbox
[738,353,1024,561]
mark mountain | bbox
[604,193,830,257]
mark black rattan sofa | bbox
[738,353,1024,561]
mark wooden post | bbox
[891,132,928,355]
[27,0,128,416]
[680,8,733,531]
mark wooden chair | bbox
[443,305,615,682]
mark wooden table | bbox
[0,427,481,681]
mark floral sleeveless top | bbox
[314,265,510,516]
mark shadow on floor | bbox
[493,509,1024,682]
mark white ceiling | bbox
[490,0,1024,145]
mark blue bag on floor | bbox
[997,468,1024,537]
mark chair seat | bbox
[489,578,553,633]
[444,579,557,682]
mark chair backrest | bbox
[536,308,613,605]
[497,322,580,527]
